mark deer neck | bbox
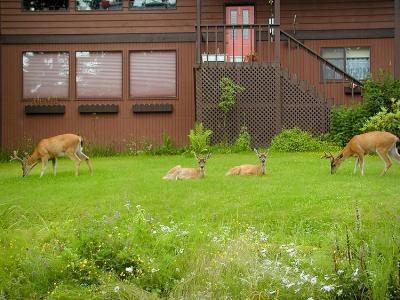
[198,167,205,178]
[27,151,40,166]
[260,161,266,175]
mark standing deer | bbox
[163,153,211,180]
[321,131,400,176]
[225,148,268,176]
[10,133,93,177]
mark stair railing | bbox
[281,31,362,105]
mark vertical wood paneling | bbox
[0,0,394,35]
[1,42,195,149]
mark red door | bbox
[225,6,255,62]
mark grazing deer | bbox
[321,131,400,176]
[10,133,93,177]
[225,148,268,176]
[163,153,211,180]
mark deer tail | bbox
[390,142,400,162]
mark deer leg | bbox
[77,151,93,175]
[40,157,49,177]
[377,149,392,176]
[353,158,360,175]
[67,153,81,176]
[358,155,365,176]
[52,158,57,176]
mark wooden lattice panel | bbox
[196,64,330,147]
[280,74,329,135]
[196,64,281,146]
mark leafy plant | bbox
[218,77,245,142]
[233,125,252,152]
[188,123,212,154]
[361,98,400,137]
[270,128,339,152]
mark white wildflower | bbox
[337,269,344,275]
[178,248,184,254]
[114,285,120,293]
[125,266,133,273]
[268,290,276,294]
[352,268,359,278]
[151,268,159,273]
[321,284,335,292]
[260,248,267,257]
[287,248,296,257]
[307,297,314,300]
[136,204,141,209]
[337,289,343,296]
[310,277,317,285]
[124,200,131,210]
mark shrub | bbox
[188,123,212,154]
[330,104,368,146]
[232,125,252,153]
[362,70,400,116]
[329,71,400,146]
[361,98,400,137]
[270,128,338,152]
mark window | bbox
[129,0,176,9]
[23,52,69,99]
[76,51,122,99]
[22,0,68,11]
[321,47,370,81]
[76,0,123,10]
[130,51,176,98]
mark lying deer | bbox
[163,153,211,180]
[10,133,93,177]
[321,131,400,176]
[225,148,268,176]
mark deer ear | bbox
[254,148,259,155]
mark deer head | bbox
[194,153,211,173]
[321,152,343,174]
[254,148,268,164]
[10,150,37,177]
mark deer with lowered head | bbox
[225,148,268,176]
[321,131,400,176]
[10,133,93,177]
[163,153,211,180]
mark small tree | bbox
[218,77,245,143]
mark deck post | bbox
[196,0,201,64]
[274,0,280,66]
[395,0,400,79]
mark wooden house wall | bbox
[0,0,394,35]
[1,42,196,149]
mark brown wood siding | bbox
[0,0,394,36]
[1,42,196,149]
[280,38,394,106]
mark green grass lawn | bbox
[0,152,399,299]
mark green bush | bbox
[232,125,252,153]
[270,128,338,152]
[188,123,212,154]
[362,70,400,116]
[361,98,400,137]
[330,104,368,146]
[329,71,400,145]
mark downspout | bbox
[395,0,400,79]
[196,0,201,64]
